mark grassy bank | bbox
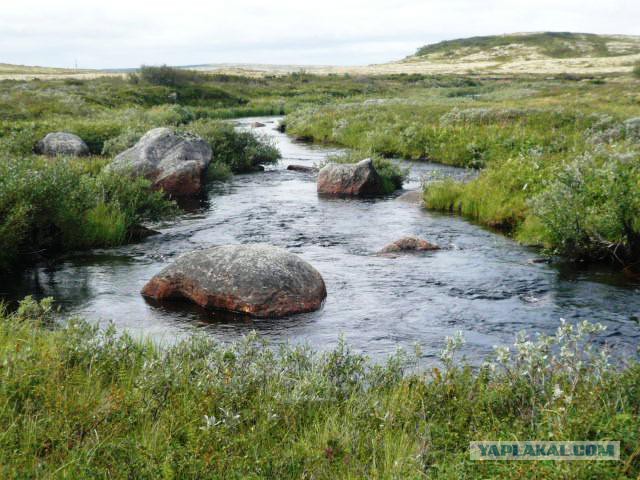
[0,297,638,478]
[285,75,640,267]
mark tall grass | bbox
[0,297,637,478]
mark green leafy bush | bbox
[135,65,209,87]
[0,156,175,271]
[326,151,407,194]
[184,120,280,172]
[531,151,640,263]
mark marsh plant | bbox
[0,296,637,478]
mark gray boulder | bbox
[141,244,327,318]
[109,128,212,197]
[317,158,384,197]
[35,132,89,157]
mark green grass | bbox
[634,62,640,78]
[0,296,638,478]
[0,68,301,272]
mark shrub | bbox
[0,156,175,271]
[326,151,407,194]
[531,151,640,263]
[136,65,208,87]
[633,61,640,78]
[0,299,637,478]
[184,120,280,173]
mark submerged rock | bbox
[287,164,318,173]
[35,132,89,157]
[379,236,440,254]
[395,190,424,205]
[251,122,266,128]
[109,128,212,197]
[317,158,384,197]
[141,244,327,318]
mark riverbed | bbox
[2,117,639,363]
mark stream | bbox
[2,116,640,363]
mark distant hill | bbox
[414,32,640,60]
[1,32,639,80]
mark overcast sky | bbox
[1,0,638,69]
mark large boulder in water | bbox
[35,132,89,157]
[141,244,327,317]
[317,158,384,197]
[109,128,212,197]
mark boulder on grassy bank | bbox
[141,244,327,318]
[379,236,440,254]
[109,128,212,197]
[35,132,90,157]
[317,158,384,197]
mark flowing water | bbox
[2,117,640,363]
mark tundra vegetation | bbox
[286,73,640,269]
[1,43,640,477]
[0,297,637,478]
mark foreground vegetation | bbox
[0,297,636,478]
[286,74,640,268]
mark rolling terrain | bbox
[2,32,640,79]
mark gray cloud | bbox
[1,0,638,68]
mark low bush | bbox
[326,151,407,194]
[0,297,637,478]
[0,156,175,271]
[184,120,280,172]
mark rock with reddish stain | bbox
[379,236,440,254]
[141,244,327,318]
[109,127,212,197]
[317,158,384,197]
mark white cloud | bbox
[0,0,638,68]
